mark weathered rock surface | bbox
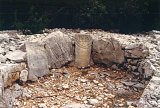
[4,84,31,108]
[92,37,125,66]
[0,34,9,43]
[0,64,25,87]
[5,50,26,62]
[0,55,6,63]
[138,60,156,79]
[0,29,160,108]
[26,42,49,81]
[42,31,74,69]
[138,76,160,108]
[124,44,149,59]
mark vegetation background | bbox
[0,0,159,33]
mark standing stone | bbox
[75,34,92,68]
[92,37,125,66]
[42,31,74,69]
[26,42,49,81]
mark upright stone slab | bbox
[26,42,49,81]
[92,37,125,66]
[42,31,74,69]
[75,34,92,68]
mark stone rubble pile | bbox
[0,29,159,107]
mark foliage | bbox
[0,0,159,33]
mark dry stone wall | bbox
[0,29,159,107]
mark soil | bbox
[14,65,146,108]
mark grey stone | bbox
[0,34,9,43]
[148,100,158,107]
[0,64,25,87]
[92,37,125,66]
[26,42,49,81]
[107,82,116,90]
[138,60,155,78]
[20,70,28,82]
[138,77,160,107]
[18,43,26,52]
[3,84,24,108]
[0,48,5,55]
[111,64,119,70]
[38,103,47,108]
[0,55,6,63]
[5,50,26,62]
[127,59,139,65]
[9,46,16,51]
[125,44,149,59]
[121,81,136,86]
[133,83,145,89]
[42,31,74,69]
[61,103,92,108]
[87,99,99,105]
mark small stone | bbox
[121,81,136,86]
[23,102,26,105]
[104,97,108,100]
[128,105,135,108]
[9,46,16,51]
[118,103,124,107]
[32,106,36,108]
[75,96,81,101]
[133,83,145,89]
[111,64,118,70]
[61,103,91,108]
[93,80,99,84]
[148,100,158,107]
[38,103,47,108]
[88,99,99,105]
[98,83,103,87]
[51,106,55,108]
[106,94,115,99]
[0,54,6,63]
[80,79,88,83]
[97,96,103,100]
[20,70,28,82]
[62,84,69,89]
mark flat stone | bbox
[125,44,149,59]
[62,103,92,108]
[87,99,99,105]
[133,83,145,89]
[62,84,69,89]
[5,50,26,62]
[121,81,136,86]
[38,103,47,108]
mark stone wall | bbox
[0,29,159,107]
